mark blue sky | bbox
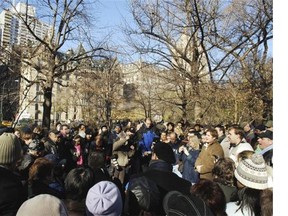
[94,0,131,45]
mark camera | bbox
[111,154,122,171]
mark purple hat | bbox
[86,181,122,216]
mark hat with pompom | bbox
[235,154,268,190]
[0,132,22,165]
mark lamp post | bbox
[0,82,7,122]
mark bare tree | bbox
[1,0,108,129]
[124,0,272,123]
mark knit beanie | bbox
[86,181,122,216]
[234,154,268,190]
[153,142,176,164]
[16,194,69,216]
[0,132,22,165]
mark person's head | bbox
[28,157,54,184]
[145,118,152,129]
[187,135,200,150]
[234,154,268,190]
[166,122,174,131]
[85,128,93,140]
[176,121,183,128]
[55,122,62,131]
[101,125,108,133]
[32,126,43,139]
[48,129,60,143]
[28,139,45,157]
[212,157,236,187]
[65,167,95,201]
[205,128,218,144]
[86,181,122,216]
[194,123,202,132]
[227,126,245,144]
[257,130,273,150]
[160,131,168,142]
[17,194,68,216]
[88,151,106,170]
[264,120,273,131]
[215,125,225,137]
[73,135,81,146]
[237,150,255,163]
[78,123,86,132]
[60,124,70,136]
[169,132,178,144]
[191,179,227,216]
[152,142,175,163]
[21,128,33,145]
[94,134,103,147]
[241,122,251,132]
[114,124,122,134]
[201,132,207,144]
[0,132,22,169]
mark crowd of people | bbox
[0,117,273,215]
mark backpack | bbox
[127,176,160,213]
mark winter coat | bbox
[0,167,27,216]
[195,141,224,180]
[180,149,200,184]
[112,137,135,167]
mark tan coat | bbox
[112,137,135,167]
[195,141,224,180]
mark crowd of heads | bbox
[0,117,273,215]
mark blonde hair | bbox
[237,150,254,162]
[188,135,200,150]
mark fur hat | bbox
[163,191,213,216]
[0,132,22,165]
[16,194,68,216]
[153,142,176,164]
[235,154,268,190]
[86,181,122,216]
[258,130,273,140]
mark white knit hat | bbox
[16,194,69,216]
[235,154,268,190]
[0,132,22,165]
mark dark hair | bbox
[64,167,94,201]
[215,124,225,134]
[167,122,175,128]
[88,151,106,170]
[260,189,273,216]
[206,128,219,140]
[212,157,236,186]
[236,187,262,216]
[60,124,69,130]
[228,126,245,140]
[191,179,227,216]
[28,157,54,183]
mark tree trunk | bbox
[105,99,112,127]
[42,87,52,129]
